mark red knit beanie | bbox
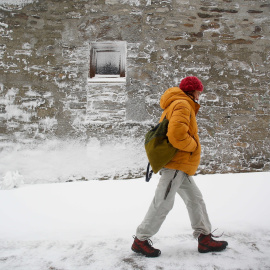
[179,76,204,92]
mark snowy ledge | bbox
[88,77,126,84]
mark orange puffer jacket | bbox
[159,87,201,176]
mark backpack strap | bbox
[160,110,167,123]
[145,162,153,182]
[159,100,182,122]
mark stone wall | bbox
[0,0,269,177]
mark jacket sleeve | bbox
[167,102,197,152]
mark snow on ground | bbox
[0,172,270,270]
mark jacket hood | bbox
[160,87,200,114]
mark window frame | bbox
[88,41,126,83]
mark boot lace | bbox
[145,239,154,248]
[211,229,224,238]
[143,239,157,253]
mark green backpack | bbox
[145,117,178,181]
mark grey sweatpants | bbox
[136,168,212,240]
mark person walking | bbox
[131,76,228,257]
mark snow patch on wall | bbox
[39,117,57,132]
[0,138,146,189]
[0,22,8,28]
[105,0,151,6]
[0,0,36,5]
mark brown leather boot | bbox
[198,233,228,253]
[131,236,161,257]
